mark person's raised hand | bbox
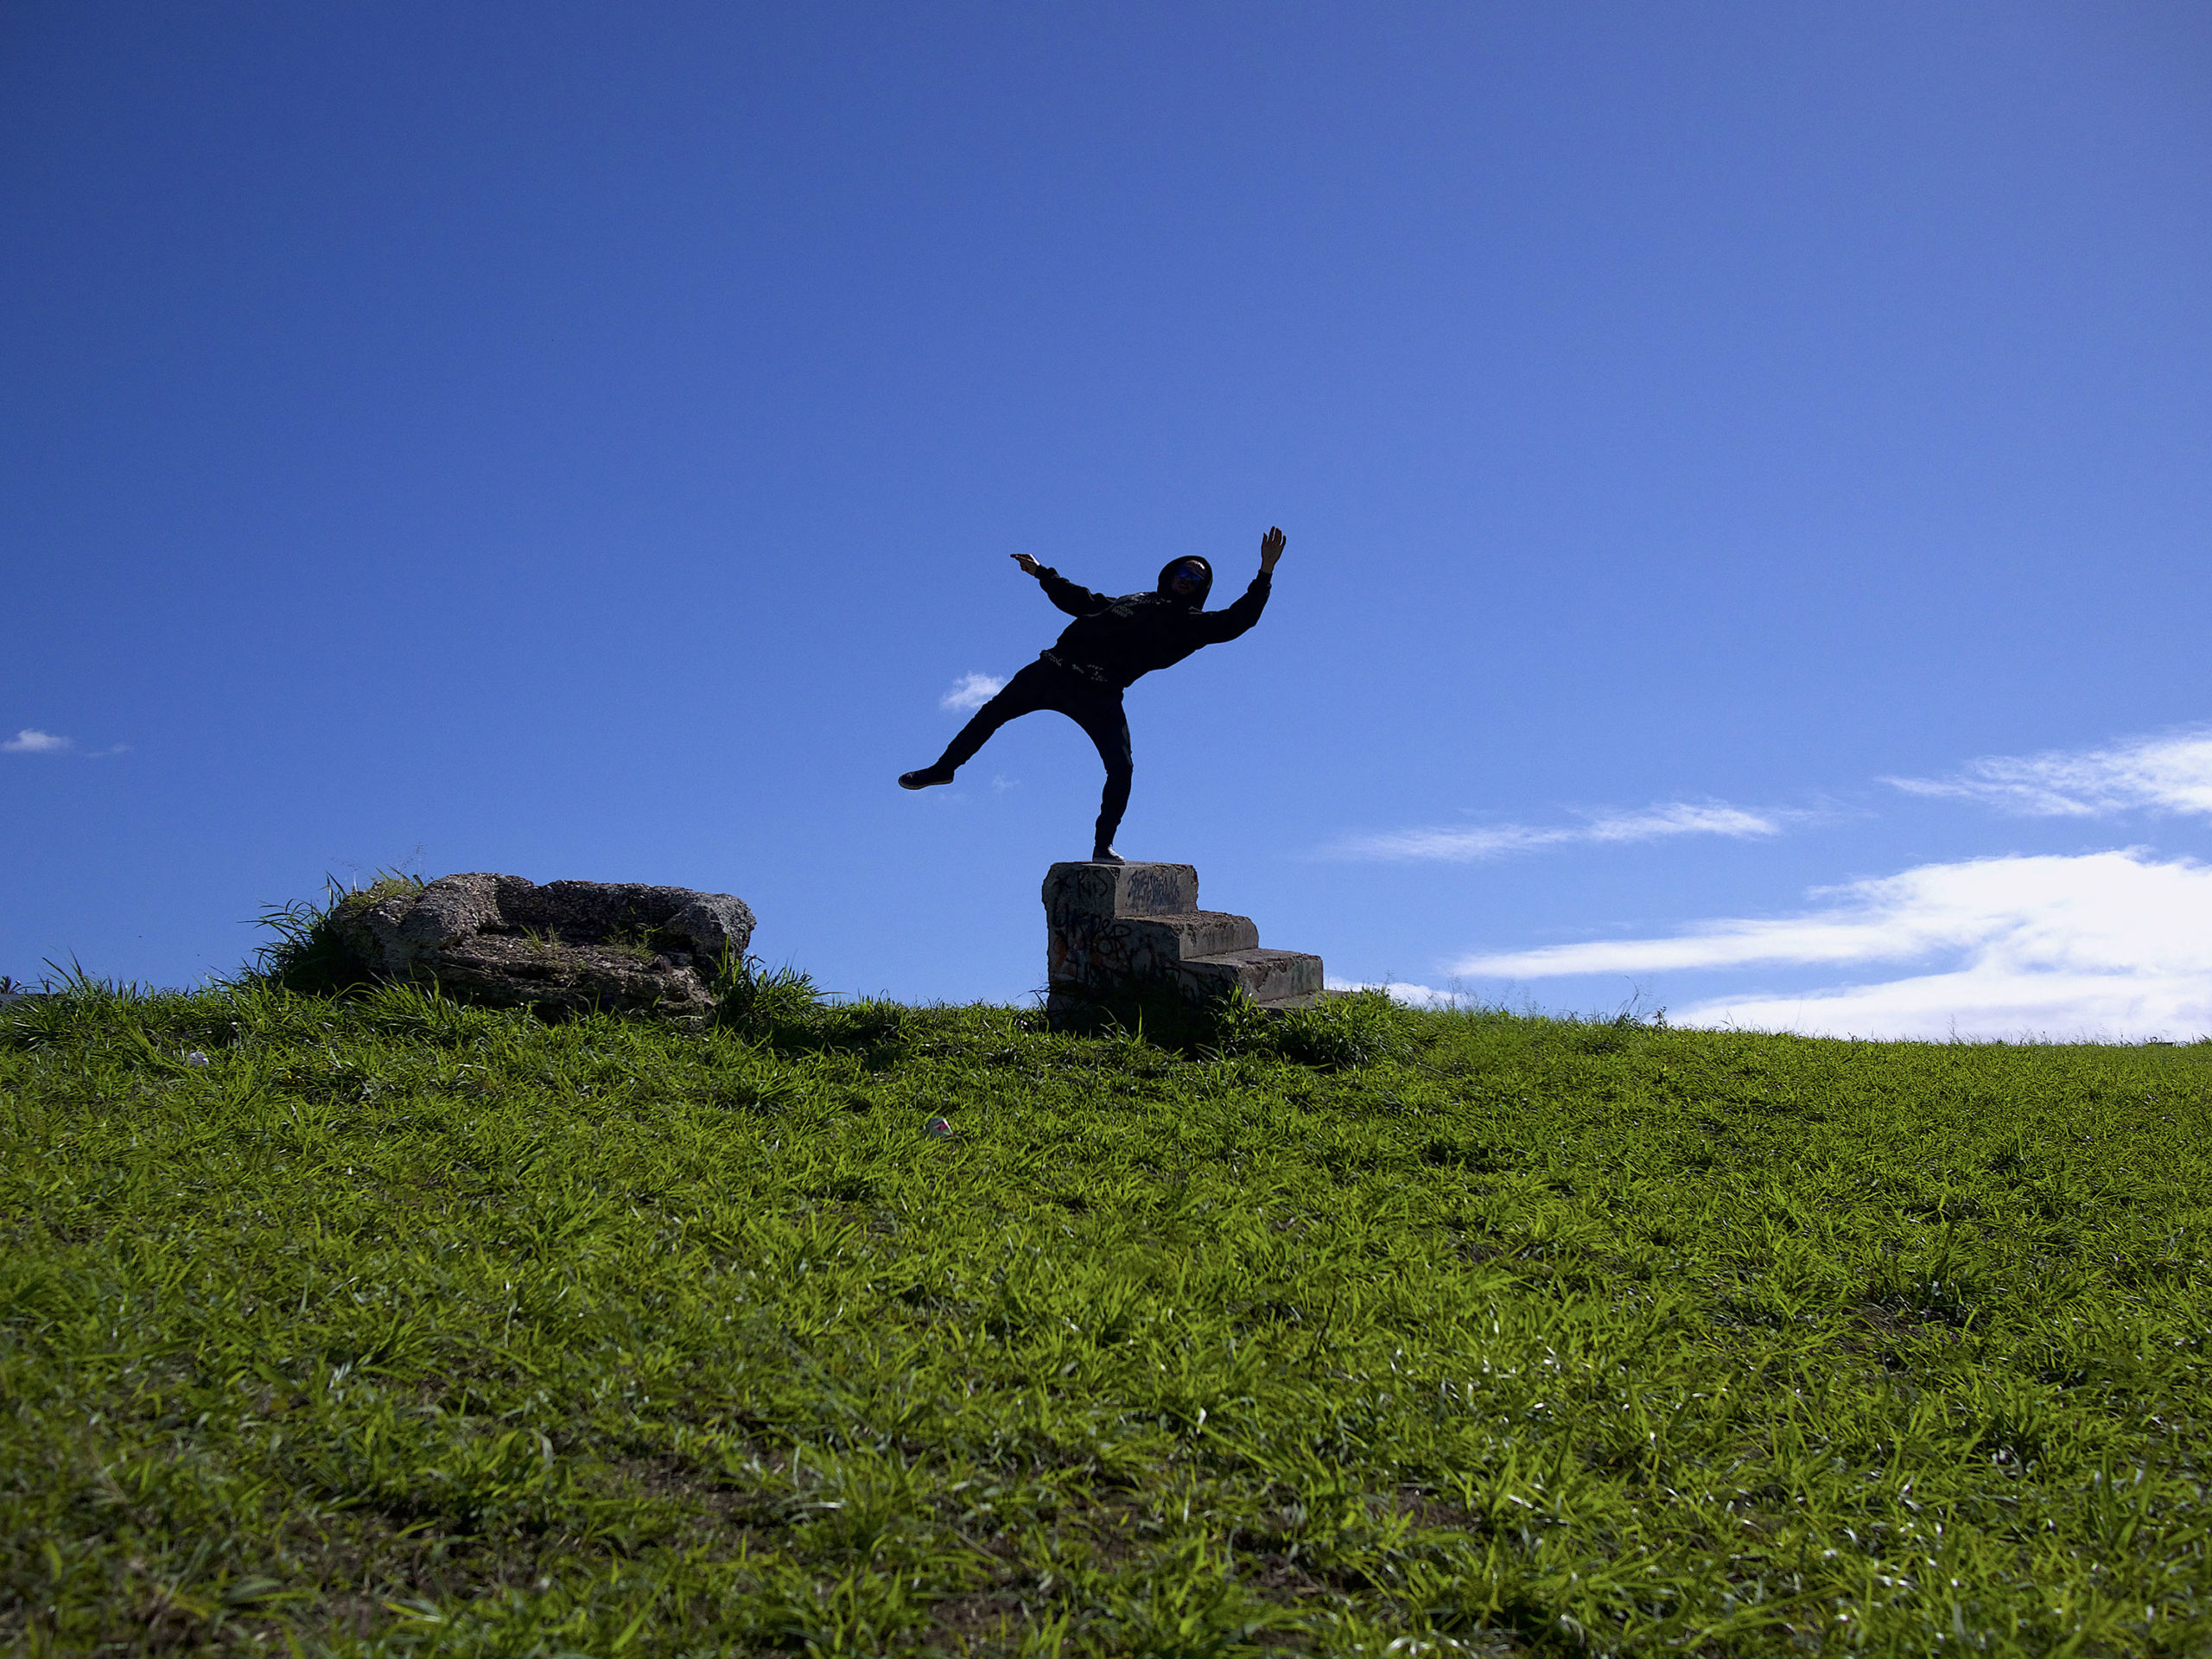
[1011,552,1044,576]
[1259,526,1286,572]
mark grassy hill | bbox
[3,976,2209,1656]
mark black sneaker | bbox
[1090,846,1125,865]
[899,766,955,790]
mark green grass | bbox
[3,980,2210,1656]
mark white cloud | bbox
[1326,976,1465,1008]
[941,672,1006,712]
[1886,727,2212,818]
[1450,850,2212,1040]
[1675,969,2210,1043]
[3,729,71,753]
[1333,801,1785,862]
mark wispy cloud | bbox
[3,729,71,754]
[940,672,1005,713]
[1333,801,1785,862]
[1451,850,2212,1040]
[1886,727,2212,818]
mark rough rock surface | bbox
[1043,861,1322,1026]
[332,873,754,1021]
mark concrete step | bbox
[1043,861,1198,921]
[1178,947,1326,1008]
[1046,910,1259,990]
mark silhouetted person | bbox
[901,527,1287,862]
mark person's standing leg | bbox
[901,661,1055,787]
[1069,690,1134,859]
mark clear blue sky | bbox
[7,2,2210,1037]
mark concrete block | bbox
[1042,859,1323,1023]
[1043,861,1199,921]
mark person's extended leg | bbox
[1070,691,1134,861]
[899,661,1057,788]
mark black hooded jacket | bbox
[1031,556,1272,690]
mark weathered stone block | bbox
[331,873,754,1023]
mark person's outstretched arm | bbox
[1012,551,1112,616]
[1197,526,1285,643]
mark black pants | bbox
[937,658,1133,851]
